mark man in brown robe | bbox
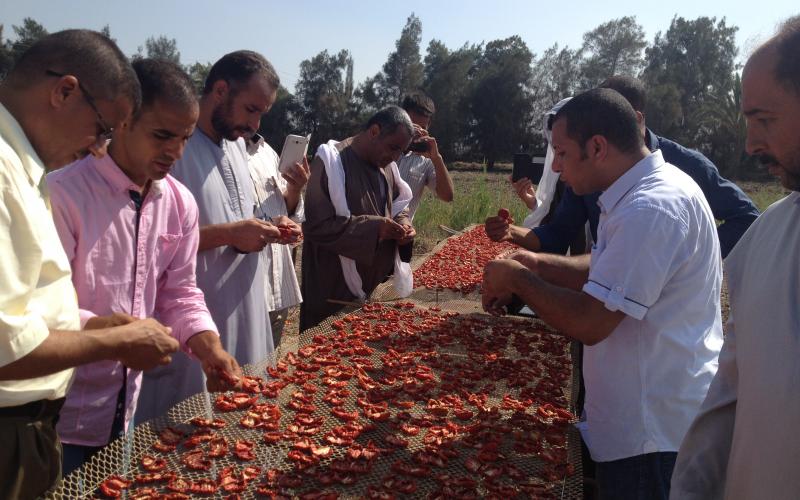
[301,106,416,330]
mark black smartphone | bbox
[512,153,545,183]
[407,141,429,153]
[512,153,534,182]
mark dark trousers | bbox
[0,398,65,500]
[596,452,678,500]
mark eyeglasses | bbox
[46,70,114,148]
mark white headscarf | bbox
[522,97,572,229]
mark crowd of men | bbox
[0,14,797,500]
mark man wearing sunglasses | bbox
[0,30,179,498]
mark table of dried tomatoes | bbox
[412,225,517,294]
[48,300,581,500]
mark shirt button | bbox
[644,440,658,453]
[615,286,623,292]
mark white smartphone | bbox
[278,134,311,174]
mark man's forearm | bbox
[510,267,622,345]
[198,223,234,252]
[527,253,591,291]
[283,187,302,216]
[510,225,542,252]
[0,329,117,380]
[186,330,222,360]
[431,154,454,202]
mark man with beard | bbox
[136,51,301,422]
[0,30,179,498]
[300,106,416,330]
[670,16,800,500]
[47,59,241,474]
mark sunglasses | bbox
[46,70,114,149]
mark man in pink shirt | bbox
[47,59,241,473]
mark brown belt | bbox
[0,397,65,419]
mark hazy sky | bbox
[2,1,797,92]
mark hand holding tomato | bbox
[484,215,512,243]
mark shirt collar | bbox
[92,153,163,197]
[645,128,659,152]
[598,150,665,214]
[0,102,48,188]
[246,133,265,156]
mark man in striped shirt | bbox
[246,133,309,347]
[396,92,454,220]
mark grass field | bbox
[411,166,789,254]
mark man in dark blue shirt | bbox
[486,76,760,258]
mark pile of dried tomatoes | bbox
[413,225,516,293]
[95,302,575,499]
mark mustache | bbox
[756,154,779,167]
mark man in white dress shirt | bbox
[481,88,723,500]
[670,16,800,500]
[246,132,309,346]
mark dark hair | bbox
[599,75,647,112]
[401,91,435,117]
[8,29,141,113]
[552,88,643,154]
[364,105,414,137]
[202,50,279,96]
[770,15,800,95]
[132,58,197,120]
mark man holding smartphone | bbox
[396,92,454,220]
[246,131,309,347]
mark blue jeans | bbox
[596,452,677,500]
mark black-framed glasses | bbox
[46,70,114,147]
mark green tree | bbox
[135,35,181,65]
[356,14,425,111]
[528,43,584,139]
[641,16,738,146]
[9,17,48,62]
[467,36,534,168]
[295,49,359,150]
[0,25,14,81]
[580,16,647,87]
[422,40,481,159]
[186,61,212,93]
[258,86,302,153]
[100,24,115,43]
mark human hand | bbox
[481,259,525,316]
[84,312,138,330]
[282,157,310,193]
[187,333,242,392]
[397,224,416,246]
[413,127,440,159]
[231,218,281,253]
[378,218,406,241]
[113,319,179,370]
[504,249,539,273]
[484,215,512,242]
[272,215,302,245]
[510,176,538,210]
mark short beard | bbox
[210,99,240,142]
[758,152,800,191]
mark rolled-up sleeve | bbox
[0,185,51,367]
[153,197,218,352]
[583,206,687,320]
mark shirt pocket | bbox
[157,233,182,265]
